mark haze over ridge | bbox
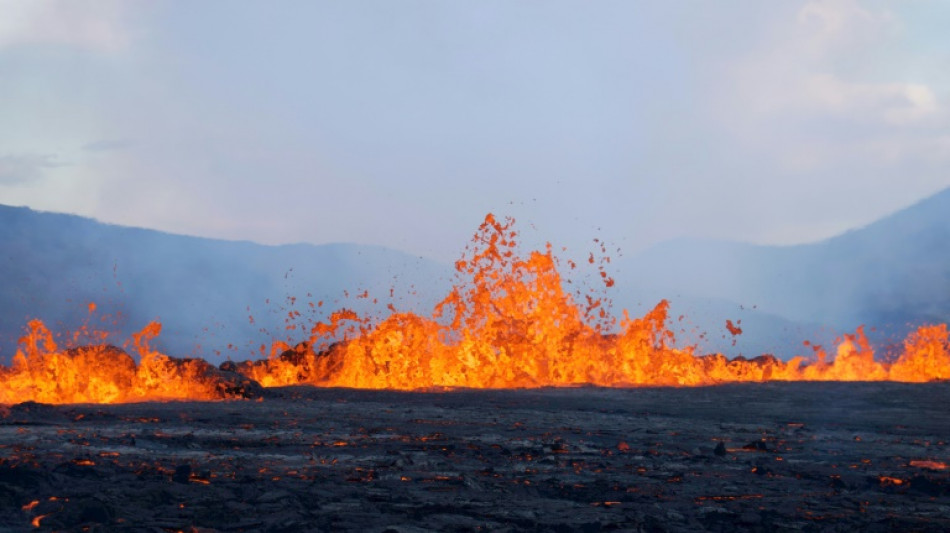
[1,186,946,363]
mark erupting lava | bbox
[0,318,257,404]
[2,214,949,403]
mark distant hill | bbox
[614,187,950,355]
[3,188,947,364]
[0,205,451,363]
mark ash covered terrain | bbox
[2,383,949,532]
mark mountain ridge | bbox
[616,186,950,350]
[0,203,452,363]
[2,187,947,362]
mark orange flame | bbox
[0,320,256,404]
[1,213,948,403]
[230,214,950,390]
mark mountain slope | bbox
[0,205,451,363]
[3,188,946,365]
[615,187,950,348]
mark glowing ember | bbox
[909,460,948,470]
[1,213,948,403]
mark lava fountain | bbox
[0,316,258,404]
[2,214,948,403]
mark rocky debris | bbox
[4,401,70,425]
[167,357,264,399]
[742,439,769,452]
[224,341,344,384]
[172,464,192,484]
[0,382,948,531]
[713,442,726,456]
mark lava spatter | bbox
[1,214,948,403]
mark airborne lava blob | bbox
[235,214,950,389]
[2,214,949,403]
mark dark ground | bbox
[1,382,949,532]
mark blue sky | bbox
[1,0,948,262]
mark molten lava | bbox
[233,214,950,389]
[2,213,949,403]
[0,320,255,404]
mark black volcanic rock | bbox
[172,464,192,484]
[742,439,769,452]
[7,401,70,424]
[227,340,346,386]
[161,356,263,399]
[713,442,726,456]
[2,383,949,531]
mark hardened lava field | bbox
[2,214,948,531]
[2,382,949,532]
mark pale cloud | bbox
[0,1,946,261]
[863,134,950,166]
[803,74,940,126]
[716,0,946,160]
[0,153,62,185]
[0,0,130,52]
[796,0,894,51]
[678,0,950,249]
[82,139,135,152]
[0,154,109,219]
